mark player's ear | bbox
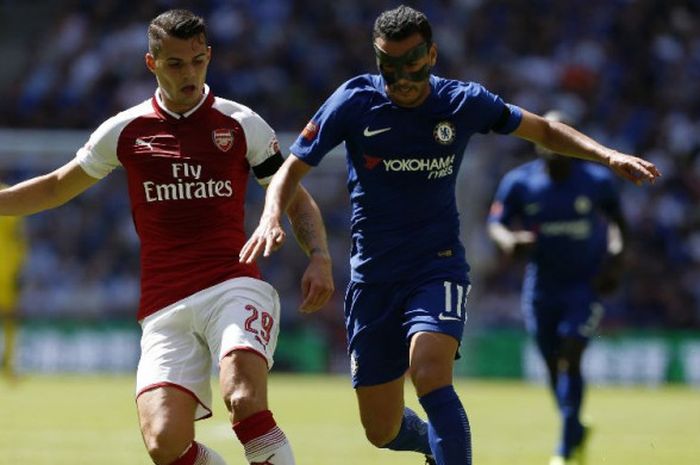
[429,42,437,67]
[145,53,156,73]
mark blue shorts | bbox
[523,282,604,358]
[344,277,470,388]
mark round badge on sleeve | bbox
[433,121,456,145]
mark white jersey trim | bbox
[75,99,154,179]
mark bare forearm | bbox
[261,167,299,224]
[540,121,616,164]
[286,186,330,257]
[1,174,68,215]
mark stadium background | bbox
[0,0,699,385]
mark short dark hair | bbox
[372,5,432,44]
[148,9,207,57]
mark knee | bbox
[410,363,452,396]
[141,421,192,465]
[225,385,266,421]
[363,419,401,448]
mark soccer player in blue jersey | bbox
[487,110,626,465]
[240,6,660,465]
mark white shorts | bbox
[135,277,281,420]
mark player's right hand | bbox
[239,217,286,264]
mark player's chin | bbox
[389,91,418,106]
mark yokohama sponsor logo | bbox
[143,161,233,202]
[382,154,455,179]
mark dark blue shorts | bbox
[523,283,604,358]
[344,277,470,387]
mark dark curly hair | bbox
[372,5,432,44]
[148,9,207,57]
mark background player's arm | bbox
[487,221,536,258]
[593,190,628,294]
[0,160,99,216]
[512,110,660,185]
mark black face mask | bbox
[374,41,431,85]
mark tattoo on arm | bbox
[290,210,328,257]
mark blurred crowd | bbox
[1,0,698,353]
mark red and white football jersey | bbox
[76,85,282,320]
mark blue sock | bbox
[419,385,472,465]
[381,407,431,454]
[556,371,584,457]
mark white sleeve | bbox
[233,108,281,185]
[75,115,125,179]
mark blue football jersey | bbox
[291,74,522,283]
[489,158,621,288]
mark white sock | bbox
[194,443,228,465]
[242,425,295,465]
[233,410,296,465]
[169,441,228,465]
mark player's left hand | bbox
[299,252,334,313]
[607,152,661,185]
[239,217,286,264]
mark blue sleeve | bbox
[469,83,522,135]
[488,172,522,225]
[289,82,356,166]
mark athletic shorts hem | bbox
[407,323,463,344]
[136,381,213,421]
[221,345,270,368]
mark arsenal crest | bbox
[212,129,234,152]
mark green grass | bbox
[1,374,698,465]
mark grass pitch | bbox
[0,374,697,465]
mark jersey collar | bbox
[154,84,211,119]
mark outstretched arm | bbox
[0,160,99,216]
[513,110,661,185]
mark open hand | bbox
[607,152,661,185]
[239,217,286,264]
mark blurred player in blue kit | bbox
[488,110,627,465]
[241,6,659,465]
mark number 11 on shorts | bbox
[441,281,470,321]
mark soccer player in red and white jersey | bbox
[0,9,333,465]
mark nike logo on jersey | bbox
[363,126,392,137]
[438,313,462,322]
